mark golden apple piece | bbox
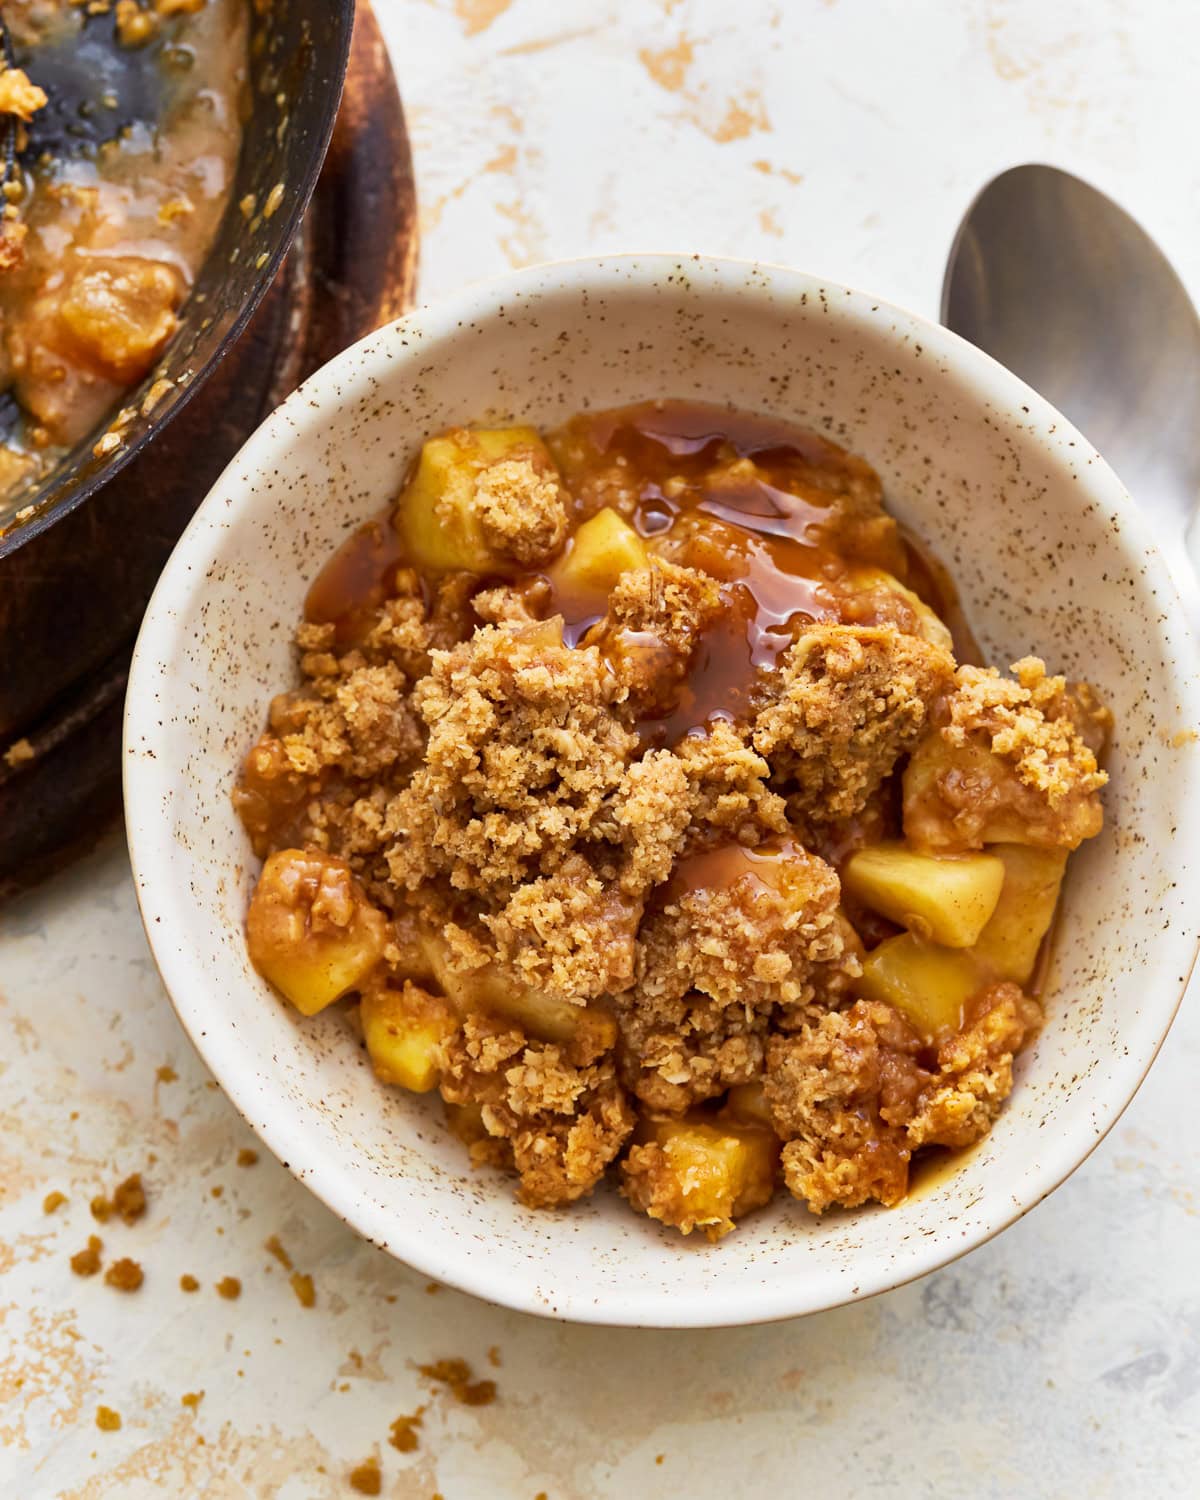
[721,1081,774,1129]
[841,565,955,651]
[246,850,387,1017]
[397,425,554,573]
[548,507,648,603]
[361,981,457,1094]
[623,1118,777,1240]
[418,929,617,1054]
[971,844,1068,985]
[856,932,986,1042]
[843,842,1005,948]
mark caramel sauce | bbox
[304,509,405,648]
[662,839,801,903]
[546,400,920,746]
[305,401,965,757]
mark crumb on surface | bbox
[179,1273,199,1292]
[347,1456,382,1496]
[90,1174,146,1226]
[236,1148,259,1167]
[417,1357,498,1407]
[42,1191,67,1214]
[388,1407,425,1453]
[70,1236,103,1277]
[216,1276,242,1300]
[156,1064,178,1084]
[264,1234,293,1270]
[181,1391,204,1410]
[104,1258,144,1292]
[290,1272,315,1308]
[95,1405,121,1432]
[3,737,35,768]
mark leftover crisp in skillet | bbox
[0,0,247,512]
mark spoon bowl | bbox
[943,164,1200,582]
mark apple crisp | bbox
[236,400,1110,1240]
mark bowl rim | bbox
[123,252,1200,1327]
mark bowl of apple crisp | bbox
[124,256,1200,1326]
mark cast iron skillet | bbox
[0,0,356,739]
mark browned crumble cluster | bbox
[236,401,1110,1240]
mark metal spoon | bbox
[942,163,1200,601]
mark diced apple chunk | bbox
[971,844,1067,985]
[856,932,985,1042]
[623,1118,778,1239]
[843,842,1005,948]
[548,507,648,602]
[361,981,457,1093]
[246,850,387,1016]
[841,566,954,651]
[396,426,555,573]
[419,929,617,1056]
[722,1081,774,1129]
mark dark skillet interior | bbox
[0,0,356,560]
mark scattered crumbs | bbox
[239,192,256,219]
[263,181,285,219]
[104,1258,144,1292]
[1172,728,1199,747]
[114,1175,146,1224]
[70,1110,80,1120]
[210,1186,224,1199]
[91,1174,146,1226]
[42,1191,68,1215]
[264,1234,293,1270]
[388,1408,425,1453]
[156,1065,178,1084]
[487,1345,502,1369]
[181,1391,204,1410]
[655,1454,665,1465]
[216,1276,242,1301]
[180,1273,200,1293]
[4,737,35,767]
[348,1457,381,1496]
[95,1406,121,1432]
[70,1236,103,1277]
[290,1272,315,1308]
[205,1081,219,1091]
[417,1358,497,1407]
[236,1149,259,1167]
[384,1294,397,1305]
[424,1281,441,1295]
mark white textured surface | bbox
[3,1,1200,1494]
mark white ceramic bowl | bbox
[124,255,1200,1327]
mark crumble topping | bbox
[236,401,1110,1235]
